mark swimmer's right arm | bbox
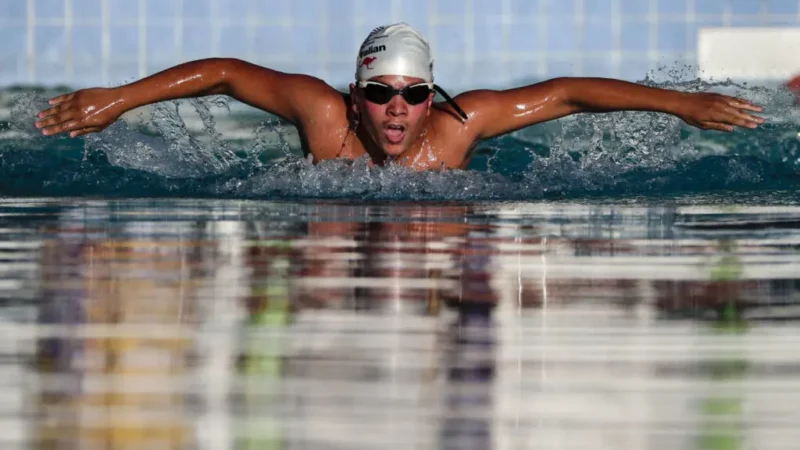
[35,58,338,138]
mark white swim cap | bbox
[355,23,434,82]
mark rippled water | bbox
[1,77,799,201]
[0,75,798,449]
[0,198,793,449]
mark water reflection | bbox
[0,199,794,449]
[35,219,200,450]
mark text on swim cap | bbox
[359,45,386,58]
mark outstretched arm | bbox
[457,77,765,141]
[35,58,339,138]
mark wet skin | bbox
[35,58,766,171]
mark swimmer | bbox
[35,23,766,171]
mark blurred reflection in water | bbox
[0,199,793,449]
[34,220,205,450]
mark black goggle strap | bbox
[433,84,468,123]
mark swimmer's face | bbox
[350,75,435,157]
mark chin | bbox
[381,143,406,157]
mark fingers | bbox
[48,92,76,106]
[69,127,103,138]
[37,101,72,120]
[36,112,79,135]
[715,108,760,129]
[704,122,735,132]
[729,97,763,112]
[706,95,765,130]
[686,93,767,133]
[40,119,86,137]
[36,110,77,131]
[732,113,763,129]
[36,92,78,132]
[724,106,765,129]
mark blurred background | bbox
[2,0,800,92]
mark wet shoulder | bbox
[298,91,361,161]
[431,89,499,127]
[298,87,351,126]
[430,95,484,142]
[425,101,482,169]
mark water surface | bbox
[0,76,799,448]
[0,198,794,449]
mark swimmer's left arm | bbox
[459,77,765,140]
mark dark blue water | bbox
[1,78,798,203]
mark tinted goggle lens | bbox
[362,83,431,105]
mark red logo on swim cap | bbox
[359,57,377,69]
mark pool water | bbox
[0,77,798,449]
[0,198,796,450]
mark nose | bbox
[386,93,408,117]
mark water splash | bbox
[213,155,523,200]
[1,70,799,201]
[489,73,800,197]
[82,96,256,178]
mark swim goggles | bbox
[357,81,469,122]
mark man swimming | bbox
[35,23,765,171]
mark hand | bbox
[35,87,128,138]
[676,92,765,132]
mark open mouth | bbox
[384,124,406,144]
